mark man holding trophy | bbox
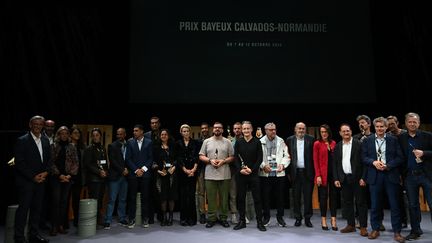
[232,121,266,231]
[361,117,405,243]
[199,122,234,228]
[259,122,290,227]
[399,112,432,241]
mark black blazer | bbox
[286,134,315,181]
[333,138,366,183]
[399,130,432,178]
[361,134,403,185]
[107,140,127,181]
[14,132,51,184]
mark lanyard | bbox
[375,138,385,160]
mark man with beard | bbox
[199,122,235,228]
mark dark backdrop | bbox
[1,1,431,224]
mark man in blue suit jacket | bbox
[125,124,153,228]
[14,115,51,243]
[361,117,405,243]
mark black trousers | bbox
[179,176,197,223]
[318,180,338,217]
[128,177,150,221]
[50,179,72,228]
[260,176,285,218]
[292,169,314,220]
[341,175,368,227]
[236,174,262,222]
[14,180,45,241]
[87,181,106,223]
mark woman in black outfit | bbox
[155,129,178,226]
[177,124,199,226]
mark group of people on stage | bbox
[12,113,432,243]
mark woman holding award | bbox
[154,129,178,226]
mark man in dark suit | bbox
[333,123,368,237]
[399,112,432,240]
[144,116,161,223]
[361,117,405,243]
[125,124,153,228]
[286,122,315,227]
[14,115,51,243]
[103,127,129,229]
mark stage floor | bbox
[1,210,431,243]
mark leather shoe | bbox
[233,221,246,230]
[405,232,420,240]
[29,234,49,243]
[394,233,405,243]
[205,221,216,228]
[257,222,267,231]
[220,220,230,228]
[294,219,301,227]
[360,227,368,237]
[340,225,356,233]
[305,219,313,228]
[368,230,380,239]
[321,225,329,231]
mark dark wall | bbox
[1,1,431,224]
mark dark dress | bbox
[154,143,178,201]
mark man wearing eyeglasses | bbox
[199,122,235,228]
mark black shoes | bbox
[199,214,207,224]
[205,221,216,228]
[305,219,313,228]
[321,225,329,231]
[405,232,420,240]
[257,221,267,231]
[277,216,287,227]
[219,220,230,228]
[29,234,49,243]
[233,221,246,230]
[294,219,302,227]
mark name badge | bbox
[100,160,107,165]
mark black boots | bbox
[167,211,173,226]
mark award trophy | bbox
[226,125,233,142]
[409,143,423,163]
[165,160,172,168]
[256,127,263,139]
[213,149,219,168]
[376,149,382,162]
[238,154,246,169]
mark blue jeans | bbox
[105,177,128,223]
[405,172,432,233]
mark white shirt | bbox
[342,138,353,174]
[31,132,43,162]
[296,138,305,168]
[137,137,143,151]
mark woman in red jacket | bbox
[313,124,338,231]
